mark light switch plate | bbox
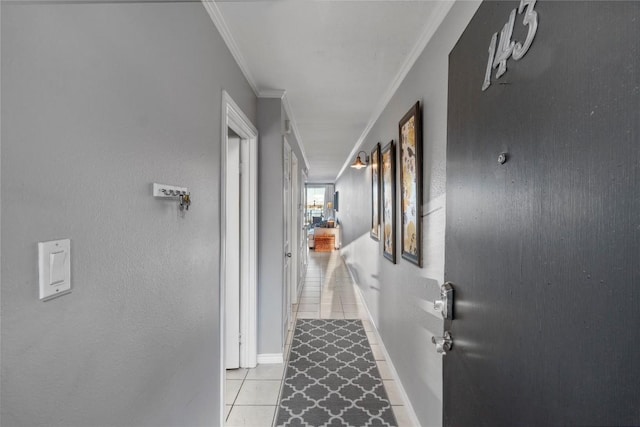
[38,239,71,301]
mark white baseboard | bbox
[345,260,422,427]
[257,353,284,364]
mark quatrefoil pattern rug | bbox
[275,319,397,427]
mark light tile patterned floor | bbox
[225,250,412,426]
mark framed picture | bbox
[381,141,396,263]
[399,102,422,266]
[370,143,381,241]
[333,191,339,212]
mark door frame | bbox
[290,151,299,307]
[219,90,258,425]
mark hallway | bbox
[225,251,413,426]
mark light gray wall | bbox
[281,104,308,175]
[334,2,480,426]
[256,97,307,355]
[1,3,256,426]
[257,97,284,354]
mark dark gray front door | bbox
[445,1,640,425]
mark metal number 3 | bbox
[513,0,538,60]
[482,0,538,91]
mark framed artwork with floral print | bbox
[399,102,422,267]
[381,141,396,263]
[370,143,381,241]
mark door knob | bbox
[285,253,292,258]
[432,331,453,355]
[433,282,454,320]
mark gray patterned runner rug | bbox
[275,319,397,427]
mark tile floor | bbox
[225,250,413,426]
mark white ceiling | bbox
[212,1,453,182]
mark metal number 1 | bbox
[482,32,498,91]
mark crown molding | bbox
[335,0,456,182]
[200,3,310,173]
[201,0,259,96]
[258,90,286,99]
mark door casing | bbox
[219,90,258,426]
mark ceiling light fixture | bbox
[350,151,369,169]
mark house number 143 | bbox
[482,0,538,91]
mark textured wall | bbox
[334,2,480,426]
[256,97,307,355]
[257,98,285,355]
[1,3,256,426]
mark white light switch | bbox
[38,239,71,301]
[49,251,66,285]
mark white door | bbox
[283,139,292,343]
[299,171,308,285]
[290,153,299,305]
[225,133,241,369]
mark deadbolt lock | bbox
[433,282,454,320]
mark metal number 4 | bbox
[493,8,516,79]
